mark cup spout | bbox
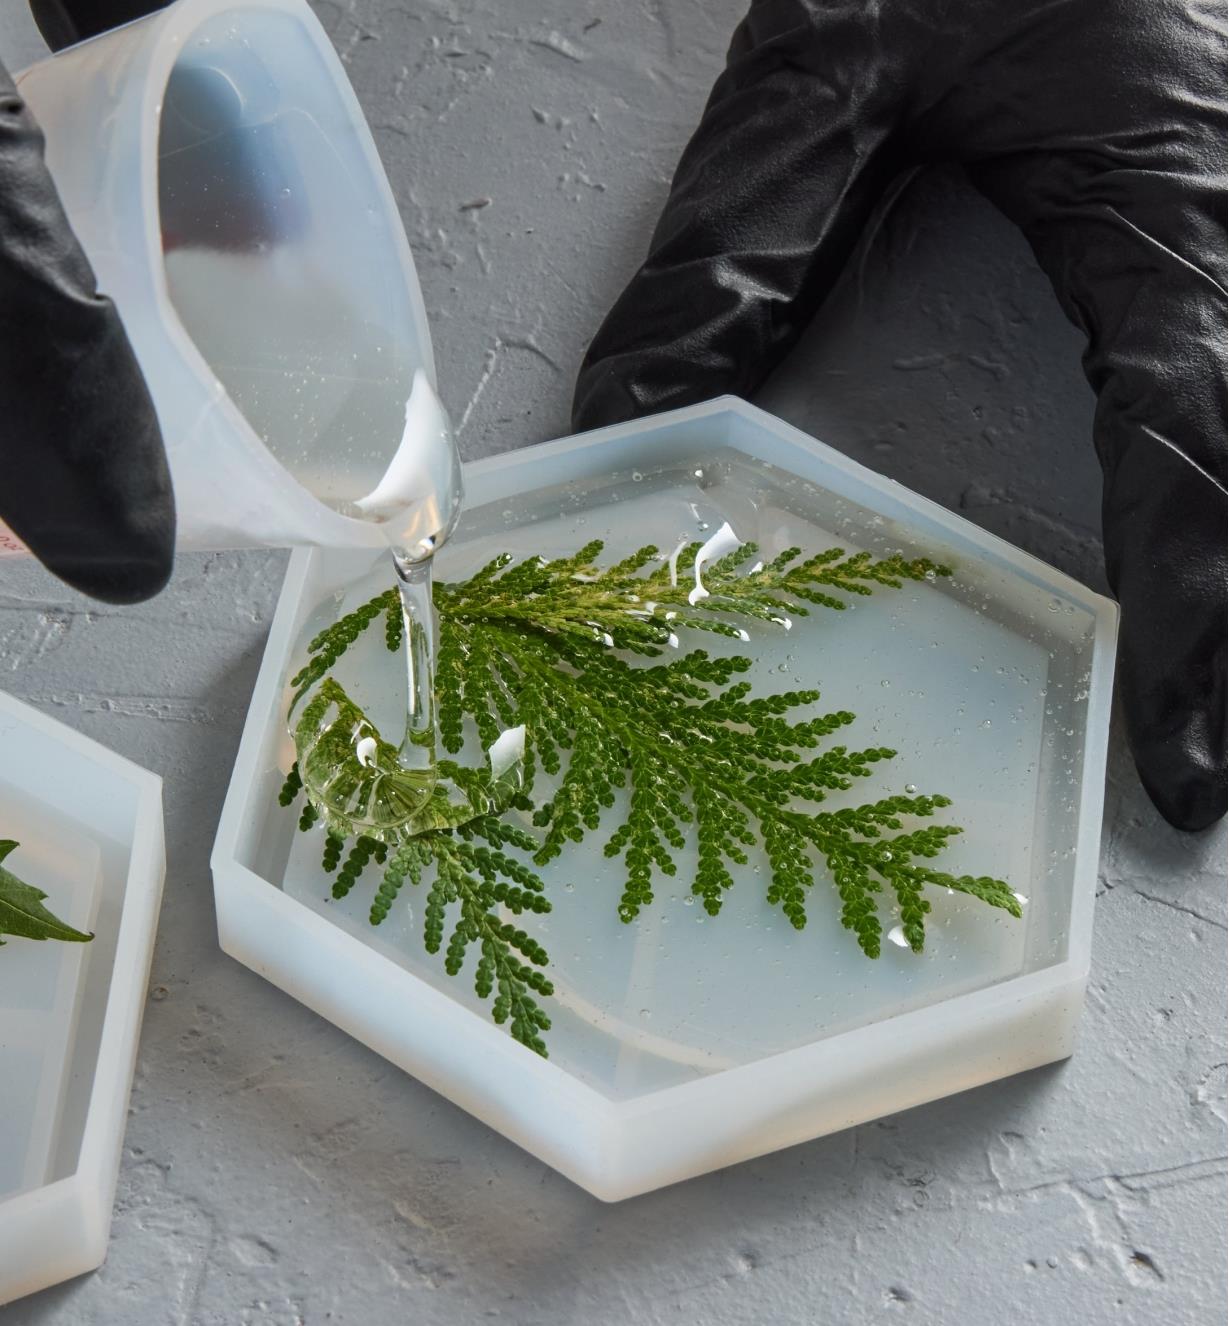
[354,370,464,561]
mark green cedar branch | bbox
[281,540,1020,1055]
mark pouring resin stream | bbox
[290,546,442,837]
[281,374,464,837]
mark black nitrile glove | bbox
[574,0,1227,833]
[1,22,174,604]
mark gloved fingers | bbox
[969,149,1227,831]
[1111,460,1226,833]
[1091,265,1226,832]
[32,2,307,255]
[159,57,310,255]
[1,58,175,603]
[572,0,918,433]
[27,1,170,52]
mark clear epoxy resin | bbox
[281,444,1101,1096]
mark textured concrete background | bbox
[2,2,1226,1323]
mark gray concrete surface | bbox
[2,2,1225,1323]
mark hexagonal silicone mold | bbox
[0,691,165,1304]
[212,398,1116,1201]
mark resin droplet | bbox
[666,539,689,588]
[488,724,526,781]
[688,521,742,605]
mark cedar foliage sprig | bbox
[279,539,1022,1056]
[280,755,554,1056]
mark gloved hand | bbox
[573,0,1227,833]
[1,10,174,604]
